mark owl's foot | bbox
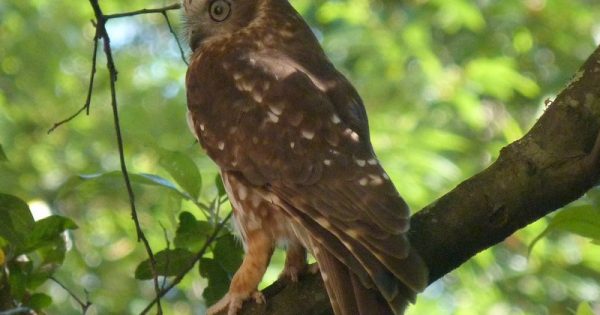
[278,264,304,282]
[206,291,265,315]
[308,262,320,274]
[279,242,308,282]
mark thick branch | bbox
[239,45,600,315]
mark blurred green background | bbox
[1,0,600,314]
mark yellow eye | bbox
[209,0,231,22]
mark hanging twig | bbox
[47,29,99,134]
[50,277,92,315]
[49,3,183,134]
[162,12,189,65]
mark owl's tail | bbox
[311,239,420,315]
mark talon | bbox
[278,266,300,282]
[252,291,266,304]
[308,263,320,274]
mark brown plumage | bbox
[182,0,429,314]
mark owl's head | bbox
[182,0,260,50]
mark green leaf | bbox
[9,266,26,300]
[159,150,202,200]
[529,205,600,254]
[27,293,52,310]
[24,215,77,253]
[576,302,594,315]
[198,233,243,304]
[27,238,68,288]
[0,193,35,249]
[213,233,243,275]
[215,174,226,197]
[0,144,7,162]
[199,257,231,305]
[59,171,192,201]
[135,248,195,280]
[174,211,213,252]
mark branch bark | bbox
[238,44,600,315]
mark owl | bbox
[182,0,429,314]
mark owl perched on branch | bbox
[182,0,428,314]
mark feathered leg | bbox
[207,229,274,315]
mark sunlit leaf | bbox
[174,211,213,252]
[59,171,192,200]
[0,193,35,249]
[575,302,594,315]
[135,248,195,280]
[24,215,77,253]
[529,205,600,254]
[159,149,202,200]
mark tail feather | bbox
[311,238,412,315]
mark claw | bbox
[252,291,266,304]
[206,291,265,315]
[278,265,301,282]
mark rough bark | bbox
[238,44,600,315]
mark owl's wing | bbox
[187,52,428,314]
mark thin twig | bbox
[87,0,163,313]
[0,307,32,315]
[162,12,189,65]
[104,3,181,20]
[139,212,233,315]
[47,32,99,134]
[159,223,170,290]
[50,276,92,314]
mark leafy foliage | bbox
[1,0,599,314]
[0,193,76,313]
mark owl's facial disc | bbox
[183,0,258,50]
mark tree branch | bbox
[237,44,600,315]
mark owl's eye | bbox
[209,0,231,22]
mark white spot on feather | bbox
[218,142,225,150]
[358,178,368,186]
[269,104,283,115]
[331,114,341,124]
[252,92,264,103]
[250,194,262,208]
[350,131,359,142]
[267,111,279,123]
[369,174,383,186]
[290,142,295,149]
[302,130,315,140]
[355,159,366,167]
[323,159,331,166]
[238,186,248,200]
[367,158,377,165]
[200,124,205,131]
[382,173,390,180]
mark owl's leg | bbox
[207,229,274,315]
[278,241,307,282]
